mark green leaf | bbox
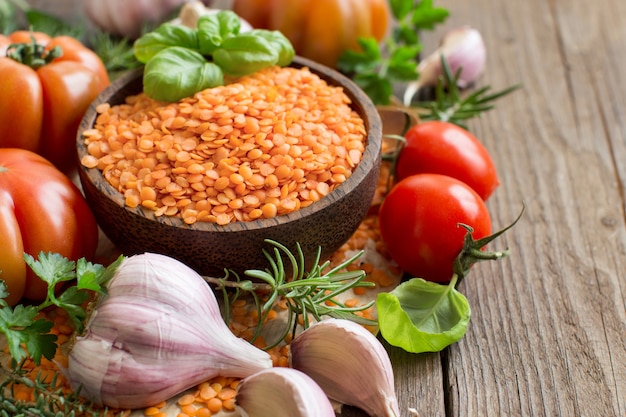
[249,30,295,66]
[0,0,19,35]
[376,277,470,353]
[54,287,88,332]
[337,37,381,74]
[0,281,9,307]
[411,0,450,31]
[213,33,279,77]
[133,23,200,63]
[22,319,57,365]
[352,72,394,105]
[95,254,125,289]
[393,23,420,45]
[389,0,415,20]
[76,258,106,293]
[143,46,224,102]
[25,9,84,38]
[387,45,421,81]
[197,10,243,54]
[24,252,76,287]
[0,305,56,364]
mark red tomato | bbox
[396,121,500,200]
[0,31,109,171]
[378,173,492,283]
[0,149,99,306]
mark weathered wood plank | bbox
[428,0,626,416]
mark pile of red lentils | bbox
[81,66,367,226]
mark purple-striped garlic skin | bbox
[68,252,272,409]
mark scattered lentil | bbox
[11,156,398,417]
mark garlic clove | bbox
[176,1,253,31]
[236,367,336,417]
[404,26,486,105]
[68,253,272,409]
[290,318,401,417]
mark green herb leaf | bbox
[90,31,141,80]
[0,299,56,364]
[25,9,83,38]
[197,10,242,54]
[133,23,200,63]
[387,45,421,81]
[415,55,522,128]
[376,276,470,353]
[410,0,450,30]
[389,0,415,20]
[87,254,125,290]
[249,30,295,66]
[143,46,224,102]
[76,258,106,293]
[352,72,394,106]
[337,37,382,74]
[213,33,280,77]
[24,252,76,287]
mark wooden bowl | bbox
[76,57,382,276]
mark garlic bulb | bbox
[290,318,401,417]
[404,26,486,105]
[83,0,211,39]
[236,367,336,417]
[67,253,272,409]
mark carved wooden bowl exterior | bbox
[76,57,382,276]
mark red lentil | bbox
[82,66,367,225]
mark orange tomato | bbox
[0,31,110,172]
[0,149,99,306]
[233,0,391,68]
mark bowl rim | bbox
[76,56,382,233]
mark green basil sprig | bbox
[133,11,295,102]
[376,276,470,353]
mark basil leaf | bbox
[213,33,279,77]
[376,277,470,353]
[134,23,200,63]
[197,10,243,55]
[249,30,295,66]
[143,47,224,102]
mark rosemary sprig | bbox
[415,55,522,129]
[0,360,120,417]
[204,239,377,349]
[87,31,141,81]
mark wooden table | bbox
[19,0,626,416]
[379,0,626,416]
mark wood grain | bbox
[425,0,626,416]
[18,1,626,416]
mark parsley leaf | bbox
[0,252,124,365]
[337,0,448,104]
[0,293,57,364]
[411,0,450,30]
[25,252,76,288]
